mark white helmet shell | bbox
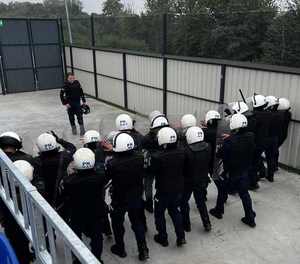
[205,110,221,124]
[73,148,95,170]
[115,114,133,131]
[181,114,197,129]
[252,94,267,108]
[0,132,21,143]
[265,96,279,108]
[149,110,162,122]
[157,127,177,146]
[230,114,248,130]
[113,133,135,153]
[13,160,34,182]
[278,98,290,110]
[231,102,249,114]
[83,130,101,145]
[186,126,204,145]
[151,116,169,129]
[37,133,57,152]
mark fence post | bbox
[69,46,74,74]
[219,65,226,104]
[91,14,98,98]
[59,18,67,77]
[122,53,128,109]
[162,13,168,115]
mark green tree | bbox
[102,0,124,16]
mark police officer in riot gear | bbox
[82,130,113,237]
[64,148,105,264]
[35,132,76,209]
[210,114,256,227]
[150,127,186,247]
[178,114,197,147]
[60,73,86,136]
[0,159,36,263]
[275,98,292,169]
[249,94,270,189]
[105,133,149,261]
[142,113,169,213]
[180,126,212,232]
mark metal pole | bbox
[162,14,168,115]
[219,65,226,104]
[59,18,67,77]
[123,53,128,109]
[0,55,7,94]
[91,14,98,98]
[64,0,73,44]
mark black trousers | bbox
[67,105,83,126]
[214,172,255,220]
[180,187,210,228]
[265,137,278,179]
[110,198,146,250]
[154,192,185,240]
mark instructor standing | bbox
[60,73,86,136]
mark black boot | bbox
[203,221,212,232]
[176,237,187,247]
[209,208,223,219]
[111,244,127,258]
[138,242,149,261]
[241,217,256,228]
[145,199,154,214]
[266,174,274,182]
[79,124,85,136]
[71,125,77,135]
[154,234,168,247]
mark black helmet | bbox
[0,132,23,150]
[81,104,91,115]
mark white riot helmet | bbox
[278,98,291,111]
[113,133,135,153]
[205,110,221,124]
[157,127,177,146]
[115,114,133,131]
[83,130,101,145]
[37,133,57,152]
[151,115,169,130]
[252,94,267,108]
[231,102,249,114]
[181,114,197,129]
[186,126,204,145]
[265,96,279,109]
[73,148,95,170]
[149,110,162,122]
[13,160,34,182]
[0,132,22,149]
[230,114,248,131]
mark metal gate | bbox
[0,18,64,94]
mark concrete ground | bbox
[0,90,300,264]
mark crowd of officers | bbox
[0,94,291,264]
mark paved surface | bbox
[1,90,300,264]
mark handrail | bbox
[0,149,100,264]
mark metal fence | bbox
[64,44,300,171]
[0,149,100,264]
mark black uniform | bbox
[60,80,86,127]
[249,109,272,188]
[275,110,292,168]
[64,169,106,262]
[105,151,149,259]
[180,141,212,231]
[212,130,256,226]
[85,142,112,237]
[150,144,185,245]
[34,139,76,209]
[0,151,38,264]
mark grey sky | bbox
[1,0,146,14]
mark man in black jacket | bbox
[60,73,86,136]
[63,148,105,264]
[150,127,186,247]
[34,131,76,213]
[105,132,149,261]
[210,114,256,228]
[180,126,212,232]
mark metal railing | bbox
[0,149,100,264]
